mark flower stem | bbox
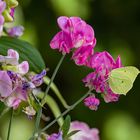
[30,55,65,140]
[7,109,14,140]
[39,89,92,133]
[41,54,66,105]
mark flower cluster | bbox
[50,16,96,65]
[0,0,24,37]
[47,121,99,140]
[50,16,123,110]
[0,49,46,109]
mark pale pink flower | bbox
[0,49,19,65]
[6,26,24,37]
[70,121,100,140]
[0,71,12,98]
[0,0,6,36]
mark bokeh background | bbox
[0,0,140,140]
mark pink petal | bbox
[8,49,19,63]
[72,45,94,65]
[57,16,71,32]
[0,1,6,13]
[18,61,29,75]
[0,71,12,97]
[50,31,73,54]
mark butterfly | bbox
[108,66,140,95]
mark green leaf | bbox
[0,102,10,119]
[65,130,80,139]
[61,115,71,138]
[43,76,69,109]
[37,92,64,126]
[0,36,45,73]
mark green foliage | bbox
[0,36,45,73]
[61,115,71,138]
[65,130,80,140]
[109,66,140,95]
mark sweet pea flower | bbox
[0,49,19,65]
[72,45,94,65]
[6,26,24,37]
[47,132,62,140]
[50,16,96,65]
[0,0,6,35]
[0,49,46,109]
[0,71,12,98]
[83,51,122,103]
[84,95,100,111]
[70,121,100,140]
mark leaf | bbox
[37,92,64,126]
[0,102,10,119]
[65,130,80,139]
[109,66,140,95]
[0,102,5,114]
[0,36,45,73]
[43,76,69,109]
[61,115,71,138]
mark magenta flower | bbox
[50,16,96,65]
[84,95,100,111]
[72,45,94,65]
[6,26,24,37]
[83,51,122,103]
[70,121,100,140]
[10,8,15,18]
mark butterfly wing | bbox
[108,66,139,95]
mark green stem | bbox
[39,89,92,133]
[41,54,66,105]
[7,109,14,140]
[30,55,65,140]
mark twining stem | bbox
[30,55,65,140]
[7,109,14,140]
[38,89,92,134]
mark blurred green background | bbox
[0,0,140,139]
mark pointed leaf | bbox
[61,115,71,138]
[0,36,45,73]
[66,130,80,139]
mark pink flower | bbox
[84,95,100,111]
[6,26,24,37]
[47,132,62,140]
[50,16,96,65]
[83,51,122,103]
[72,45,94,65]
[10,8,15,18]
[0,71,13,98]
[0,49,19,65]
[0,0,6,36]
[70,121,100,140]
